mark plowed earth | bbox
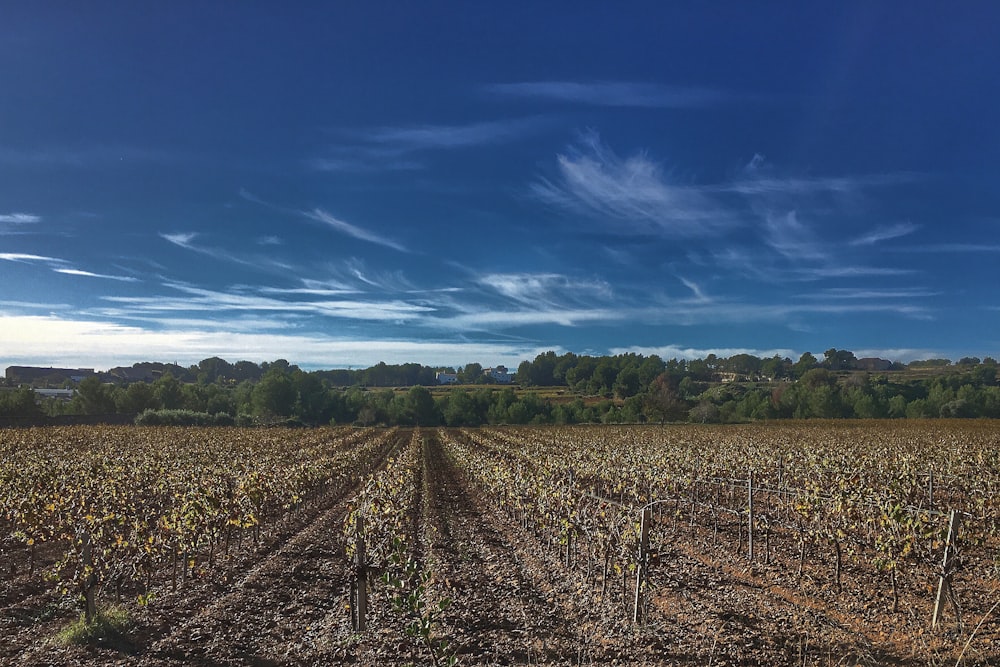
[2,429,996,666]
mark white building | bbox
[436,372,459,384]
[485,365,511,383]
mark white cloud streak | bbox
[850,222,919,246]
[303,209,408,252]
[477,272,613,306]
[54,268,139,282]
[160,232,198,249]
[0,252,66,263]
[364,117,546,149]
[805,287,938,300]
[723,173,914,196]
[102,283,435,322]
[310,118,545,172]
[0,213,41,224]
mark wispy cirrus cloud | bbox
[1,252,140,282]
[159,231,294,270]
[54,268,139,282]
[303,209,409,252]
[485,81,737,108]
[804,287,939,299]
[762,210,825,260]
[441,307,622,329]
[477,272,613,307]
[677,276,710,303]
[793,265,916,279]
[102,282,436,323]
[364,117,547,150]
[723,173,915,197]
[160,232,199,250]
[533,132,734,238]
[310,117,546,172]
[0,252,66,264]
[0,212,41,224]
[850,221,919,246]
[429,295,933,334]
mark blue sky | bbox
[2,3,999,370]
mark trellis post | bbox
[632,506,651,624]
[352,514,368,631]
[747,472,755,562]
[932,509,961,629]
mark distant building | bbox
[856,358,893,372]
[485,365,512,383]
[5,366,96,385]
[34,388,75,401]
[436,372,459,384]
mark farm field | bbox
[1,423,998,666]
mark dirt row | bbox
[2,431,408,666]
[3,427,996,666]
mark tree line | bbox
[2,351,999,425]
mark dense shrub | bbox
[135,409,233,426]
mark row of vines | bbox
[343,429,456,666]
[0,425,395,621]
[443,422,1000,629]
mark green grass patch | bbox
[55,605,135,651]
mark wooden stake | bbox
[354,514,368,631]
[81,531,97,623]
[932,509,961,629]
[747,472,755,562]
[632,507,651,624]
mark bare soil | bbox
[1,429,996,666]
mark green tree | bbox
[792,352,819,379]
[441,389,482,426]
[73,377,117,415]
[197,356,233,384]
[293,371,330,423]
[644,373,687,424]
[0,387,42,417]
[407,386,441,426]
[888,394,908,418]
[116,382,158,414]
[458,363,484,384]
[153,373,184,410]
[823,349,857,371]
[613,367,641,399]
[637,355,665,386]
[689,401,720,423]
[589,359,618,397]
[761,355,791,380]
[253,368,297,419]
